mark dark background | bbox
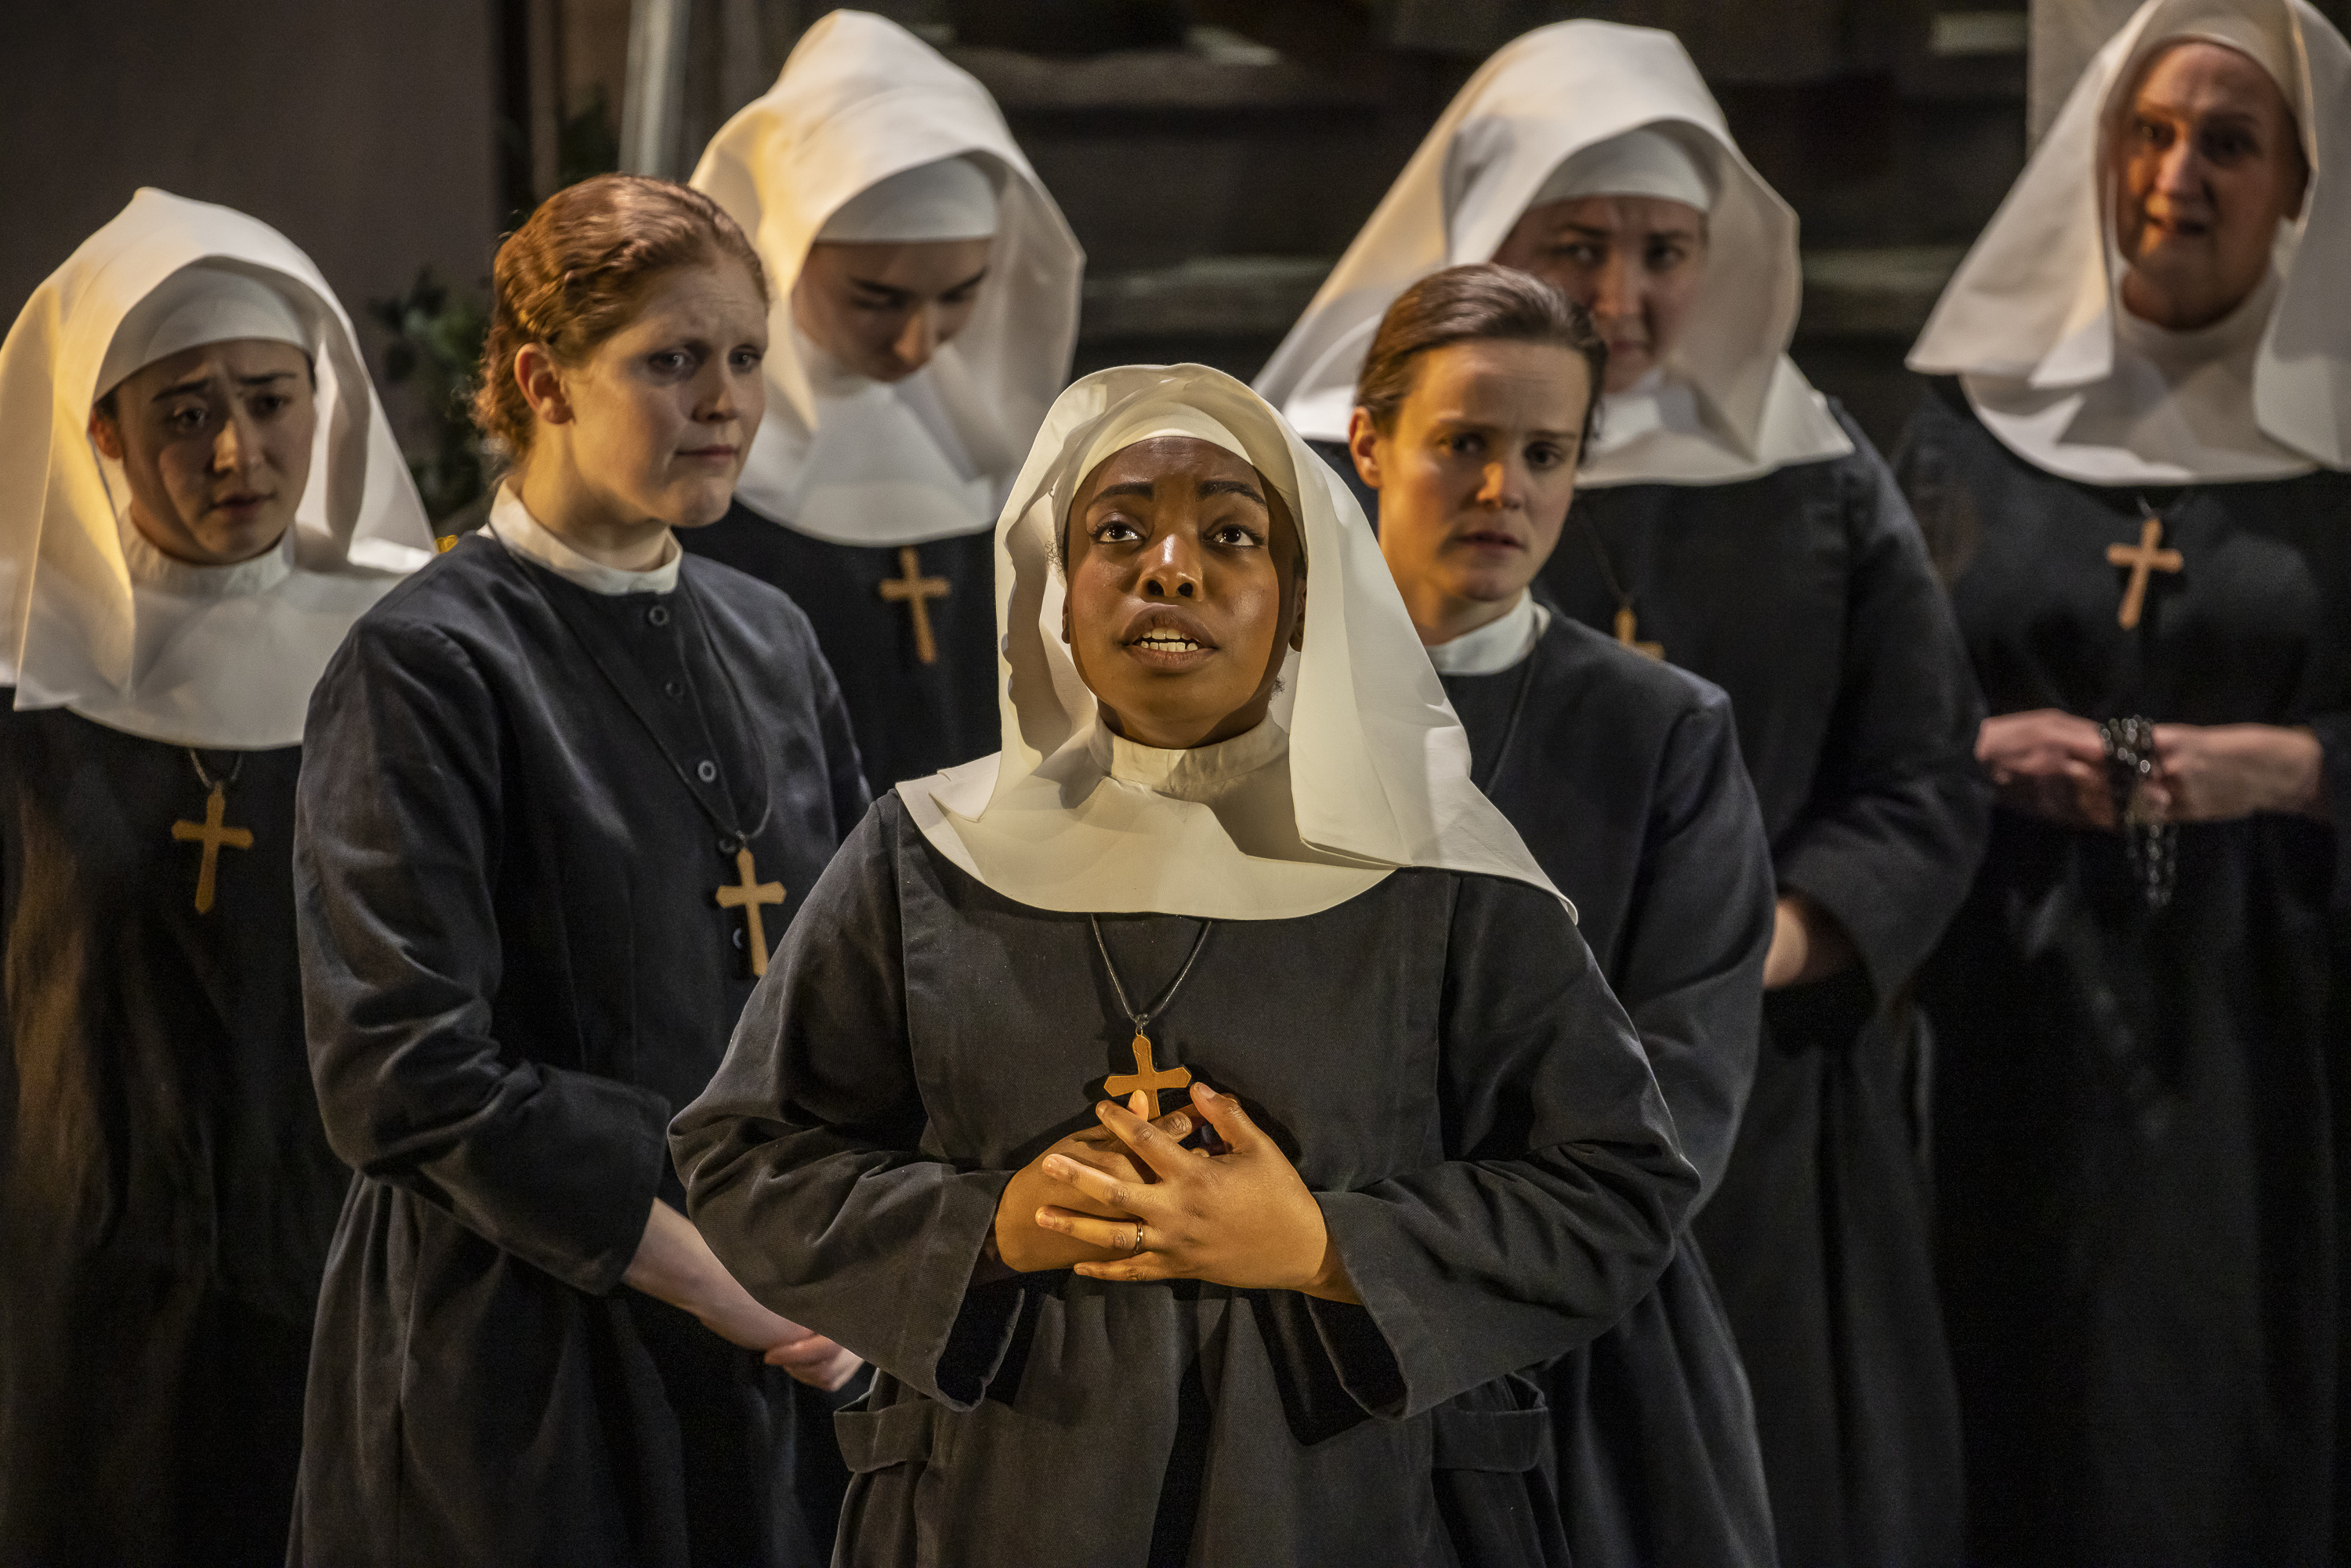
[11,0,2334,505]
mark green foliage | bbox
[370,269,490,523]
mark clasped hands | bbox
[1976,709,2327,830]
[987,1081,1359,1305]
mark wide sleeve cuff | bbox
[417,1064,673,1297]
[894,1167,1020,1410]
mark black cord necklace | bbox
[507,546,785,972]
[172,748,252,914]
[1089,915,1213,1110]
[1573,509,1664,659]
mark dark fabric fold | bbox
[289,536,867,1567]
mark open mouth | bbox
[1131,632,1208,653]
[1456,530,1523,551]
[1121,609,1219,667]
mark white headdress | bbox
[898,364,1562,922]
[690,9,1085,547]
[1908,0,2351,482]
[0,188,433,748]
[1255,20,1851,489]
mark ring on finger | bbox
[1128,1222,1147,1255]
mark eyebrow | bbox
[849,266,989,302]
[1552,222,1700,243]
[150,370,298,401]
[1089,476,1269,505]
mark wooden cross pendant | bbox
[171,782,253,914]
[713,844,785,977]
[1104,1031,1191,1111]
[2106,516,2183,630]
[878,545,951,665]
[1614,604,1665,661]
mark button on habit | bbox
[647,605,671,627]
[665,680,685,699]
[697,760,718,783]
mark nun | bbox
[1896,2,2351,1559]
[684,9,1084,794]
[290,174,868,1567]
[1259,23,1989,1566]
[0,190,433,1563]
[671,364,1698,1567]
[1350,262,1780,1564]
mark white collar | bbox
[1092,717,1292,801]
[1424,592,1549,675]
[119,512,295,599]
[490,484,681,595]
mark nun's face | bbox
[2112,41,2307,330]
[1353,339,1587,640]
[1062,436,1306,751]
[516,259,767,540]
[1492,197,1707,393]
[89,339,317,567]
[794,239,991,382]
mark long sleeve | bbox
[1313,873,1698,1418]
[1773,422,1991,1005]
[1614,690,1775,1203]
[673,802,1012,1407]
[294,617,668,1297]
[675,805,1697,1420]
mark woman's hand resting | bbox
[1033,1082,1358,1305]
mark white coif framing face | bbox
[1255,20,1850,489]
[897,363,1563,924]
[0,189,432,748]
[1909,0,2351,483]
[689,9,1084,548]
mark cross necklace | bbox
[1573,509,1663,659]
[172,749,254,914]
[878,545,951,665]
[1089,914,1214,1113]
[513,563,784,976]
[2109,491,2190,630]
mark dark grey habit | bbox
[672,792,1699,1568]
[1896,377,2351,1566]
[680,503,998,794]
[288,534,868,1567]
[1440,614,1778,1566]
[1317,416,1991,1567]
[0,715,332,1565]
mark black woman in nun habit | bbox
[1896,1,2351,1559]
[288,175,868,1567]
[1259,22,1989,1567]
[0,190,435,1565]
[682,9,1084,795]
[671,363,1699,1568]
[1352,263,1778,1565]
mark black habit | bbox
[1441,614,1778,1566]
[288,534,868,1567]
[1896,377,2351,1566]
[0,714,333,1566]
[672,792,1700,1568]
[1319,417,1991,1566]
[679,504,998,794]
